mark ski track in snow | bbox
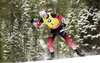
[25,55,100,63]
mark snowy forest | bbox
[0,0,100,62]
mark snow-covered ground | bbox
[25,55,100,63]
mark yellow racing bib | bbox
[43,13,60,29]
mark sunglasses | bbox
[41,14,46,18]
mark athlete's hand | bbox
[62,23,66,27]
[30,19,34,23]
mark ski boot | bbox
[47,52,55,60]
[74,49,85,56]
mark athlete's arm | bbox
[51,13,65,23]
[33,18,43,27]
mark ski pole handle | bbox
[30,19,34,23]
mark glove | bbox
[30,19,34,23]
[62,23,66,27]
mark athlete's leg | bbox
[48,37,54,52]
[64,34,77,50]
[60,30,77,50]
[60,30,84,56]
[47,33,56,60]
[48,32,57,52]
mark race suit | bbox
[33,13,77,53]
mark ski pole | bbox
[34,26,48,47]
[65,28,79,40]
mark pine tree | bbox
[78,0,100,54]
[21,0,45,61]
[0,21,5,63]
[0,0,27,62]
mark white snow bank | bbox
[25,55,100,63]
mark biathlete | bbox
[30,9,84,60]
